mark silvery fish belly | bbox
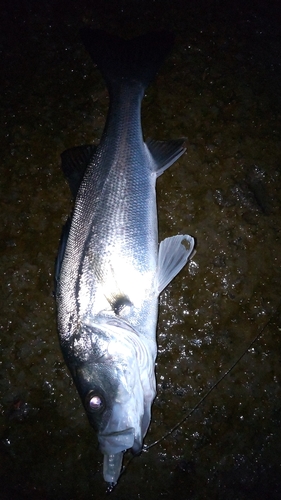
[55,29,195,486]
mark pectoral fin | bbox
[157,234,195,294]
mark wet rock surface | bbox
[1,1,281,498]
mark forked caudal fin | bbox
[80,28,175,94]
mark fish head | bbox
[66,317,156,483]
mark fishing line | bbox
[145,309,279,450]
[114,306,279,488]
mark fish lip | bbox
[99,427,135,455]
[130,440,142,456]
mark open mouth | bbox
[99,428,143,483]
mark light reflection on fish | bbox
[55,29,195,486]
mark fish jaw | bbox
[65,320,156,483]
[103,452,124,485]
[98,385,153,484]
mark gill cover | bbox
[67,318,156,483]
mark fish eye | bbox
[89,395,102,410]
[85,390,105,412]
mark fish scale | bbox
[55,28,195,486]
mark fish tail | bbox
[80,28,175,94]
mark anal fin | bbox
[146,138,186,177]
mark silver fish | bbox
[55,29,195,486]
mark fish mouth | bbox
[99,428,142,483]
[99,427,135,454]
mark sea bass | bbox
[55,29,195,486]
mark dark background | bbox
[1,1,281,498]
